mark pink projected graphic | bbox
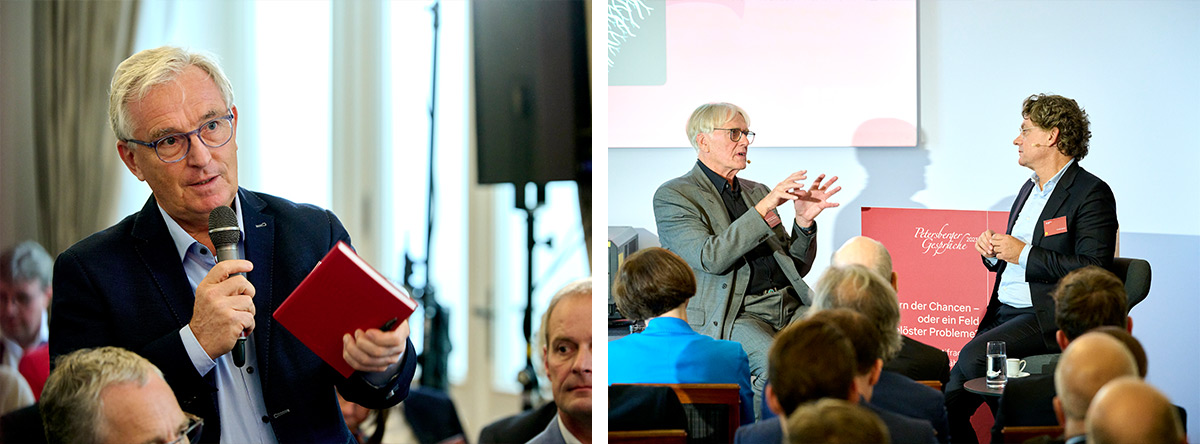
[609,0,917,148]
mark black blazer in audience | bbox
[477,401,557,444]
[885,336,951,384]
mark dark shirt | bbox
[697,160,793,295]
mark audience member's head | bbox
[1052,332,1138,437]
[40,347,199,444]
[540,278,593,442]
[766,316,856,416]
[805,309,884,401]
[0,240,54,349]
[831,236,897,288]
[611,247,696,320]
[813,264,903,362]
[1053,265,1128,342]
[786,398,890,444]
[1092,325,1148,378]
[1087,377,1185,444]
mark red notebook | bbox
[273,241,417,377]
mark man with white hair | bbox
[50,46,416,442]
[831,236,950,383]
[654,102,840,417]
[41,346,197,444]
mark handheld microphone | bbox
[208,206,248,367]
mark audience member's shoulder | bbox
[868,404,938,444]
[735,417,782,444]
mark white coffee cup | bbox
[1006,358,1026,377]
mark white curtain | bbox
[31,0,139,254]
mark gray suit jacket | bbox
[526,415,567,444]
[653,164,816,339]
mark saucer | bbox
[1008,371,1031,378]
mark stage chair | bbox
[1109,257,1151,309]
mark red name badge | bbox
[1043,216,1068,237]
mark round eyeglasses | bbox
[712,127,755,144]
[125,112,235,163]
[167,413,203,444]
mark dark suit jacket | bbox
[735,405,937,444]
[979,162,1118,349]
[871,370,949,442]
[866,403,938,444]
[50,189,416,443]
[886,335,951,384]
[479,401,558,444]
[654,164,817,339]
[992,372,1058,443]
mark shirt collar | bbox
[1030,158,1075,193]
[696,160,739,194]
[156,194,245,262]
[556,414,584,444]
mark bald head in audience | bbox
[1087,377,1186,444]
[832,236,897,289]
[1052,332,1139,439]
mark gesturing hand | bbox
[191,260,256,360]
[793,174,841,227]
[343,318,410,373]
[976,230,997,258]
[990,233,1027,264]
[754,171,810,218]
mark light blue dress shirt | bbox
[993,159,1075,308]
[158,197,280,444]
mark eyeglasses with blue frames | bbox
[712,127,755,144]
[165,413,203,444]
[124,112,235,163]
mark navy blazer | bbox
[735,405,937,444]
[979,162,1118,349]
[885,335,952,384]
[871,370,949,442]
[50,188,416,443]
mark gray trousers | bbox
[728,287,806,420]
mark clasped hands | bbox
[191,260,408,372]
[754,170,842,227]
[975,229,1026,264]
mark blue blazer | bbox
[736,406,937,444]
[50,188,416,443]
[870,370,949,442]
[609,317,754,424]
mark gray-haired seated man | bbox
[40,347,201,444]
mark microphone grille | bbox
[208,206,241,247]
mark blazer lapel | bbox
[1034,162,1079,245]
[238,189,276,383]
[129,195,196,327]
[687,164,733,231]
[1007,180,1035,234]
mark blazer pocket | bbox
[687,307,706,330]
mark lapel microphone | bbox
[208,205,248,367]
